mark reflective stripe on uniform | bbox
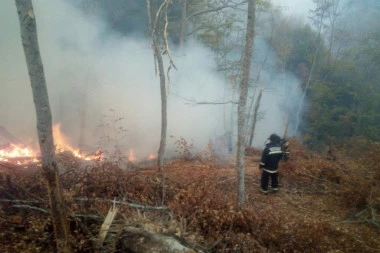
[260,162,265,165]
[268,150,283,155]
[263,169,278,173]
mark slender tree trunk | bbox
[155,43,167,172]
[244,88,257,144]
[14,1,71,252]
[283,113,290,139]
[147,0,167,172]
[237,0,256,209]
[179,0,187,49]
[248,88,263,147]
[295,1,325,133]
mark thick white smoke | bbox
[0,0,302,161]
[0,0,229,160]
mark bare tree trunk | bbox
[248,88,263,147]
[295,0,326,133]
[14,1,71,252]
[283,113,290,139]
[179,0,187,49]
[326,0,341,65]
[156,43,167,172]
[237,0,256,209]
[147,0,167,172]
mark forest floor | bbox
[0,138,380,252]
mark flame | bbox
[53,124,99,160]
[53,124,81,156]
[147,153,156,160]
[0,124,101,165]
[0,143,36,158]
[0,143,37,164]
[128,149,135,162]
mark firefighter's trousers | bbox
[261,169,278,191]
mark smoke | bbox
[246,37,302,147]
[270,0,315,22]
[0,0,304,160]
[0,0,229,159]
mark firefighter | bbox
[259,133,286,194]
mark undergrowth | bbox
[1,138,380,252]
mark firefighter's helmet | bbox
[269,133,281,144]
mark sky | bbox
[0,0,305,161]
[271,0,315,22]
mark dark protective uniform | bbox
[259,134,288,193]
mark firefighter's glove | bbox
[283,152,290,161]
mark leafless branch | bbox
[0,199,41,205]
[12,204,50,214]
[187,0,248,20]
[170,92,238,105]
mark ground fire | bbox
[0,124,158,166]
[0,124,100,165]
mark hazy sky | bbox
[271,0,315,21]
[0,0,304,160]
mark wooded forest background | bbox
[2,0,380,156]
[1,1,380,252]
[71,0,380,148]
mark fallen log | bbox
[116,226,196,253]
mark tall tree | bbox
[295,0,329,133]
[14,1,71,252]
[179,0,187,48]
[236,0,256,208]
[247,88,263,147]
[147,0,176,172]
[147,0,167,172]
[325,0,342,65]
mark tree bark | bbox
[155,42,167,172]
[237,0,256,209]
[248,88,263,147]
[179,0,187,49]
[14,1,71,252]
[295,0,326,133]
[147,0,167,172]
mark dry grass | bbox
[1,139,380,252]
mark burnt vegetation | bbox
[1,138,380,252]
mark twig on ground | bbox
[74,198,168,211]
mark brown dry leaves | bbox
[0,140,380,252]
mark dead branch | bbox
[8,180,46,202]
[74,198,168,211]
[354,238,380,251]
[0,199,41,205]
[12,204,49,214]
[187,0,248,19]
[342,201,380,228]
[187,101,238,105]
[72,214,103,221]
[162,1,177,89]
[170,91,238,105]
